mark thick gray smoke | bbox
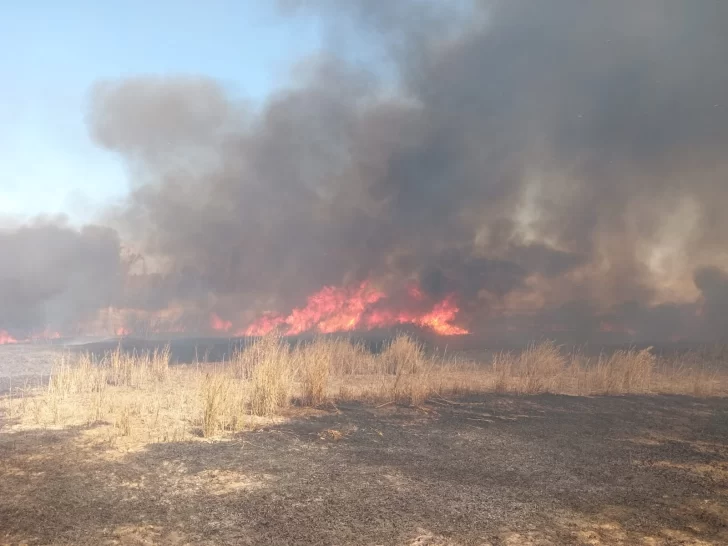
[0,218,121,335]
[8,0,728,342]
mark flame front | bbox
[210,313,232,333]
[0,283,468,340]
[412,297,469,336]
[241,282,469,337]
[0,329,61,345]
[0,330,18,345]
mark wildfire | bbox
[242,314,286,337]
[413,297,469,335]
[239,282,469,337]
[0,330,18,345]
[0,329,62,345]
[210,313,232,333]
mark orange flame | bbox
[210,313,232,333]
[413,297,470,336]
[0,330,18,345]
[0,329,63,345]
[242,314,286,336]
[243,282,469,336]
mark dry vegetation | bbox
[1,334,727,445]
[3,336,728,545]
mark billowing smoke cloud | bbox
[8,0,728,342]
[0,218,121,334]
[694,267,728,340]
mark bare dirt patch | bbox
[2,393,728,545]
[0,344,60,395]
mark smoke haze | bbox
[0,218,121,333]
[4,0,728,342]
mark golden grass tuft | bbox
[248,332,294,416]
[200,369,248,437]
[518,340,567,394]
[201,371,228,437]
[328,338,377,375]
[590,347,655,394]
[380,334,433,405]
[490,341,566,394]
[297,338,333,407]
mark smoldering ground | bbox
[3,0,728,341]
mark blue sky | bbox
[1,1,323,224]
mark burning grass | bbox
[2,335,727,445]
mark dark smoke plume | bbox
[0,217,121,334]
[7,0,728,342]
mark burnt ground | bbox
[2,394,728,545]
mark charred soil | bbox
[2,393,728,545]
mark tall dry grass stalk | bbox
[200,369,248,437]
[518,340,567,394]
[380,334,433,405]
[48,344,170,396]
[248,333,294,416]
[590,348,655,394]
[491,351,513,393]
[490,341,566,394]
[297,339,333,406]
[201,371,230,437]
[656,349,720,397]
[107,345,170,387]
[327,338,379,375]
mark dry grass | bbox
[200,369,248,437]
[247,333,294,416]
[328,338,379,375]
[589,347,656,394]
[381,334,433,405]
[297,338,333,407]
[495,340,567,394]
[2,336,727,445]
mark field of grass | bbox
[1,334,726,445]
